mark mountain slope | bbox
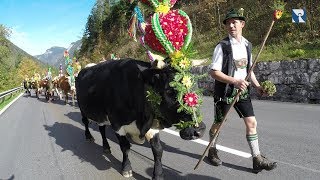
[35,46,66,66]
[1,40,43,69]
[35,39,82,67]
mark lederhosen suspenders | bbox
[214,36,252,103]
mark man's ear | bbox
[241,20,245,27]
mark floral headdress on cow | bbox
[128,0,205,130]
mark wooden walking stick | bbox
[194,1,286,170]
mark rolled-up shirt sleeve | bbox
[209,44,223,71]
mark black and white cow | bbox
[76,59,205,179]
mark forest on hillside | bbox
[0,25,47,92]
[78,0,320,65]
[1,0,319,92]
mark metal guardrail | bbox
[0,86,24,104]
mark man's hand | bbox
[256,86,268,96]
[234,79,250,91]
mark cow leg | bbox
[81,116,95,142]
[149,133,164,180]
[115,134,133,178]
[45,88,50,101]
[64,90,68,104]
[55,88,62,100]
[72,91,75,106]
[36,89,39,99]
[98,125,111,154]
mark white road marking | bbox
[162,129,320,173]
[162,128,252,158]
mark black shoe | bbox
[252,154,277,173]
[208,147,222,166]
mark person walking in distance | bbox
[207,8,277,173]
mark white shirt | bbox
[210,35,252,80]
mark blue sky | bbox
[0,0,96,55]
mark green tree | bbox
[0,24,11,64]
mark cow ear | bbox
[142,68,162,86]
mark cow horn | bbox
[191,59,208,66]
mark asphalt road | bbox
[0,93,319,180]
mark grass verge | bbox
[0,92,21,111]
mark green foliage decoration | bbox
[261,80,277,96]
[166,48,206,130]
[146,86,164,120]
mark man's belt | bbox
[214,89,249,104]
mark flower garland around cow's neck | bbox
[168,49,207,129]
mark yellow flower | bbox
[182,76,192,88]
[155,3,170,14]
[170,50,184,59]
[170,51,184,67]
[170,57,179,67]
[179,58,191,69]
[274,9,283,19]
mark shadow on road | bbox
[43,122,146,180]
[0,174,15,180]
[22,93,37,98]
[63,111,226,179]
[64,111,206,160]
[222,162,252,173]
[145,167,220,180]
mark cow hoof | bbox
[103,148,111,154]
[122,170,133,178]
[179,122,206,140]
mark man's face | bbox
[225,18,245,38]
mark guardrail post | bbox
[0,97,4,104]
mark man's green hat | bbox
[223,8,245,24]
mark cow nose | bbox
[179,122,206,140]
[194,131,201,138]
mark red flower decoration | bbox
[183,92,198,107]
[144,10,189,55]
[145,21,167,54]
[273,9,283,20]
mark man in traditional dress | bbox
[207,8,277,173]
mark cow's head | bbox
[142,65,206,140]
